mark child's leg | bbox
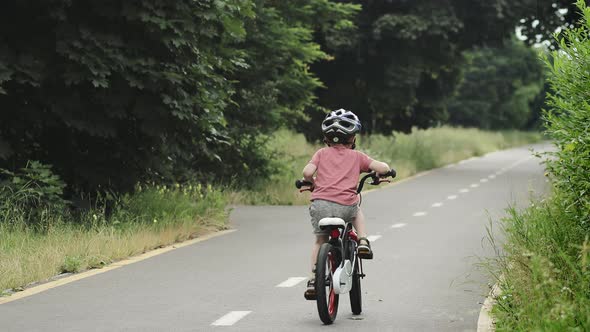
[311,234,329,274]
[354,207,373,258]
[352,208,367,238]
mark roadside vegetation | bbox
[0,170,227,293]
[231,127,541,205]
[492,1,590,330]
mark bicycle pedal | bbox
[358,250,373,260]
[304,290,316,301]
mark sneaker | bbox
[304,279,316,300]
[358,237,373,259]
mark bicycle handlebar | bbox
[356,169,397,193]
[295,179,313,189]
[295,169,397,193]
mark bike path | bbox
[0,144,549,331]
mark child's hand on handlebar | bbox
[378,169,397,179]
[295,179,315,192]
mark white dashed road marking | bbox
[480,178,488,183]
[488,175,496,179]
[470,183,479,188]
[431,202,443,208]
[276,277,307,288]
[447,195,458,200]
[391,223,407,229]
[413,212,427,217]
[459,188,469,193]
[367,235,382,242]
[211,311,252,326]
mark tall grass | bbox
[231,127,541,205]
[360,127,541,179]
[0,184,228,293]
[492,194,590,330]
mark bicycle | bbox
[295,169,396,324]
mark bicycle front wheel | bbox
[315,243,340,325]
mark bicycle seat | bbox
[318,217,346,229]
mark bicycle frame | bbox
[327,222,364,295]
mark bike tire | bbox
[316,243,340,325]
[350,258,362,315]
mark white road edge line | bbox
[367,235,382,242]
[447,195,458,200]
[211,311,252,326]
[413,212,427,217]
[276,277,307,288]
[391,223,407,229]
[431,202,443,208]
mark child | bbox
[301,108,391,299]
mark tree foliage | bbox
[0,0,356,193]
[303,0,528,138]
[543,0,590,224]
[0,0,556,198]
[448,39,545,130]
[516,0,590,48]
[0,1,257,193]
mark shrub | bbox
[0,161,67,229]
[543,0,590,226]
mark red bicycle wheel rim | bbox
[327,252,336,316]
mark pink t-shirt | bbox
[309,146,373,205]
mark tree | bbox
[516,0,590,48]
[0,1,253,193]
[0,0,358,193]
[303,0,527,138]
[226,0,358,133]
[447,39,545,130]
[210,0,359,183]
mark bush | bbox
[0,161,67,229]
[543,0,590,226]
[493,2,590,329]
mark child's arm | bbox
[369,160,390,175]
[302,163,317,182]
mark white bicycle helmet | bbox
[321,109,362,142]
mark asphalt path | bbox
[0,144,550,331]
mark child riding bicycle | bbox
[301,108,391,299]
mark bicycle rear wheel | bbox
[350,258,362,315]
[315,243,340,324]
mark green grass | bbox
[0,183,228,293]
[492,193,590,331]
[231,127,542,205]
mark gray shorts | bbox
[310,199,358,235]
